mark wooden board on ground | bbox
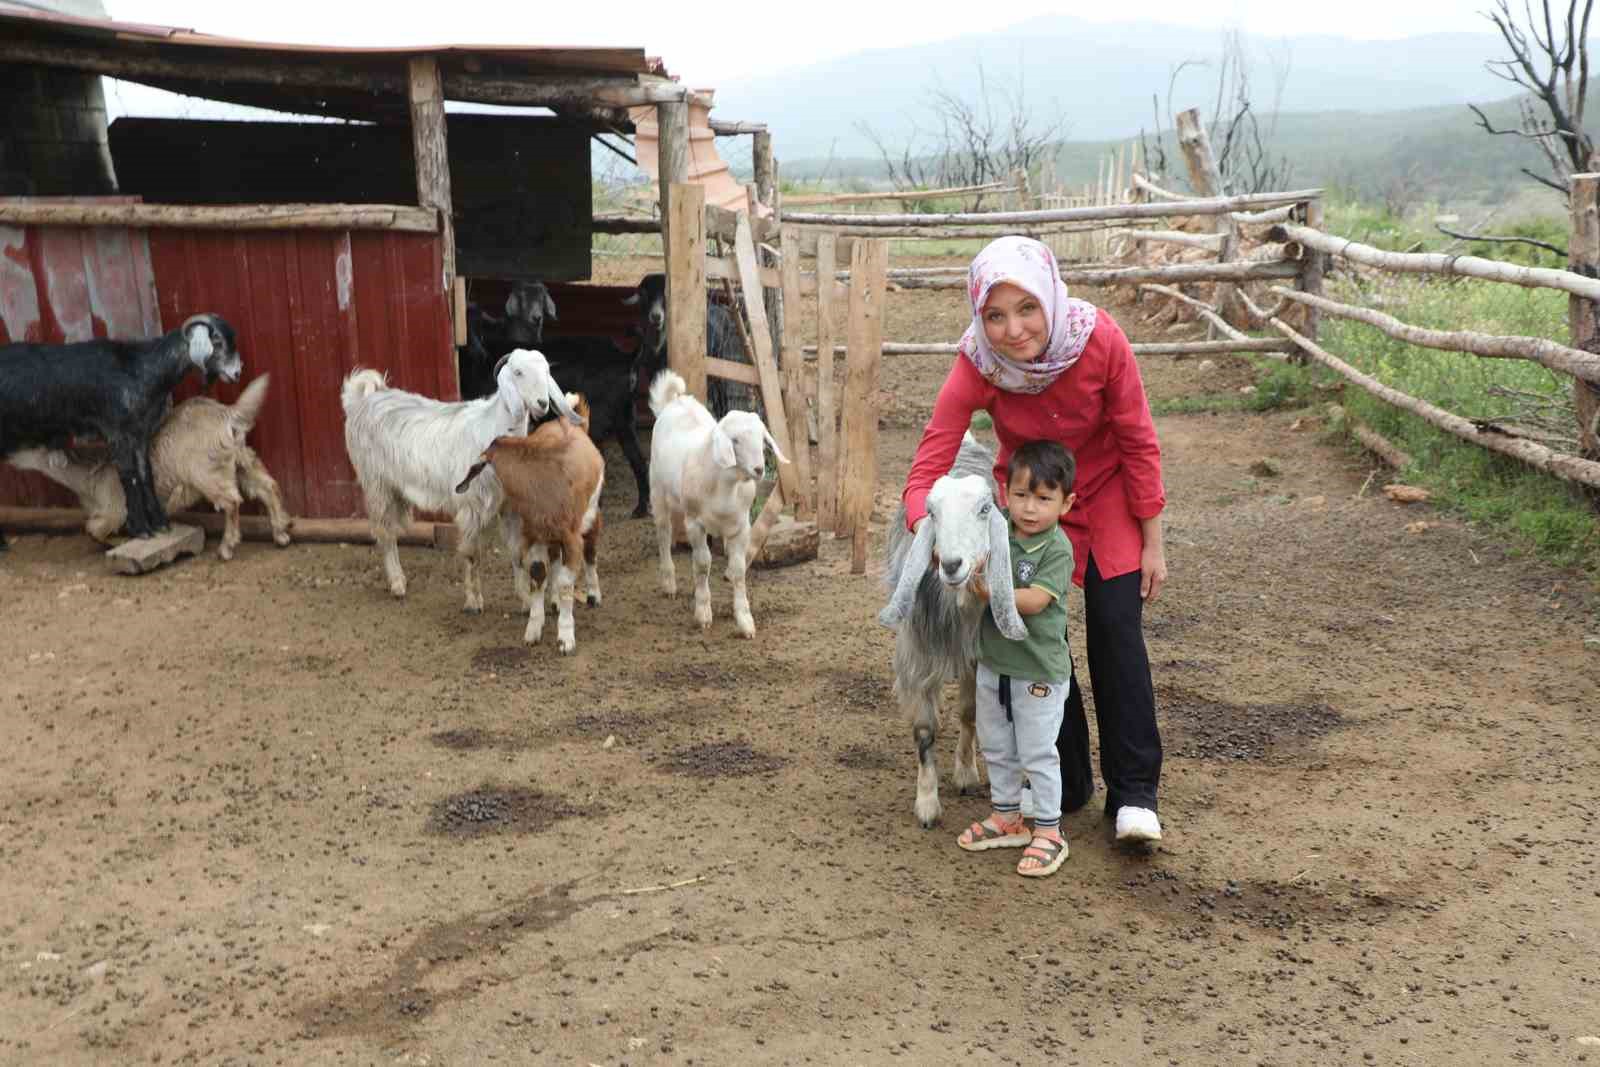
[106,523,204,575]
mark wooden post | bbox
[656,97,689,288]
[753,131,777,218]
[778,222,815,517]
[407,57,455,294]
[815,231,841,532]
[1296,196,1327,360]
[1175,107,1242,329]
[840,239,889,573]
[731,211,800,504]
[666,182,707,402]
[1569,173,1600,456]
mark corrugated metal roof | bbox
[0,1,667,77]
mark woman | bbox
[901,234,1168,843]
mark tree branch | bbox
[1435,223,1567,255]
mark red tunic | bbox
[903,310,1165,587]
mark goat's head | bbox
[493,349,581,426]
[711,410,787,483]
[877,473,1027,640]
[621,273,668,357]
[180,313,242,385]
[504,282,557,348]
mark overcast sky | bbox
[104,0,1502,87]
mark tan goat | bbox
[455,394,605,654]
[9,375,292,559]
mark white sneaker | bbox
[1114,806,1163,843]
[1019,782,1037,819]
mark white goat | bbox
[9,374,292,559]
[340,349,578,611]
[878,434,1027,828]
[647,369,787,638]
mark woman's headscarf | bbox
[959,235,1098,394]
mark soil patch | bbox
[426,785,578,837]
[1161,684,1345,761]
[660,740,786,778]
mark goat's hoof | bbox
[218,546,235,562]
[631,505,649,520]
[463,603,483,615]
[273,531,292,547]
[586,594,600,608]
[389,584,407,599]
[735,619,755,639]
[558,638,576,655]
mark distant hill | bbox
[714,15,1525,161]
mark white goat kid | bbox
[340,349,578,611]
[878,435,1028,828]
[647,369,787,638]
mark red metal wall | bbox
[1,224,453,519]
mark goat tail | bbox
[455,452,491,494]
[229,374,272,434]
[648,369,686,417]
[567,392,591,429]
[340,367,388,413]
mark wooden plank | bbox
[0,202,438,232]
[782,189,1325,227]
[705,356,761,386]
[704,254,780,289]
[0,508,436,547]
[778,223,815,518]
[452,275,468,349]
[657,99,689,256]
[814,232,841,533]
[731,212,799,504]
[840,240,888,571]
[105,524,204,575]
[666,182,708,402]
[407,57,455,289]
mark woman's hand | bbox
[970,559,991,602]
[1139,515,1167,602]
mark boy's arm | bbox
[1011,586,1056,615]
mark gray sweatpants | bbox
[976,662,1069,828]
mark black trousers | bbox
[1057,553,1162,814]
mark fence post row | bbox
[1569,173,1600,457]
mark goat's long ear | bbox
[504,288,526,320]
[985,506,1028,640]
[711,426,737,469]
[495,364,528,424]
[549,380,582,425]
[621,292,640,307]
[760,426,789,466]
[542,288,558,321]
[185,322,214,368]
[878,518,934,628]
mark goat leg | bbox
[237,446,293,547]
[904,680,944,829]
[725,523,756,638]
[523,543,550,645]
[502,514,537,611]
[554,533,581,654]
[953,667,982,795]
[653,507,677,596]
[112,441,158,538]
[618,419,651,519]
[687,519,714,630]
[580,515,602,607]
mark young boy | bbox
[956,439,1077,877]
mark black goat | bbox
[457,281,557,400]
[623,273,763,419]
[539,335,652,518]
[0,314,242,545]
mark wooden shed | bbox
[0,2,708,524]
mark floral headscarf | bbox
[958,235,1098,394]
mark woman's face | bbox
[980,282,1048,362]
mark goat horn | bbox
[985,506,1028,640]
[492,353,511,380]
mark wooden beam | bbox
[657,98,689,276]
[1272,222,1600,302]
[779,223,815,518]
[1137,283,1250,342]
[705,356,761,386]
[1268,318,1600,489]
[665,181,708,402]
[0,508,439,546]
[0,201,437,231]
[1329,404,1414,470]
[1270,287,1600,384]
[782,188,1324,227]
[753,131,778,215]
[861,260,1301,289]
[782,181,1016,206]
[407,57,455,289]
[732,212,800,505]
[840,240,889,570]
[1175,107,1241,330]
[710,119,769,135]
[591,215,661,234]
[814,232,841,533]
[801,339,1291,357]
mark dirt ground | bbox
[3,256,1599,1066]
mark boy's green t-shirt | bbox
[977,516,1074,683]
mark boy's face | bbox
[1006,467,1075,536]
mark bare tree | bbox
[1470,0,1596,197]
[857,61,1067,201]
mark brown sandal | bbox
[957,815,1031,852]
[1017,831,1069,877]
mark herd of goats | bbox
[0,273,1041,827]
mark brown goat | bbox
[456,394,605,654]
